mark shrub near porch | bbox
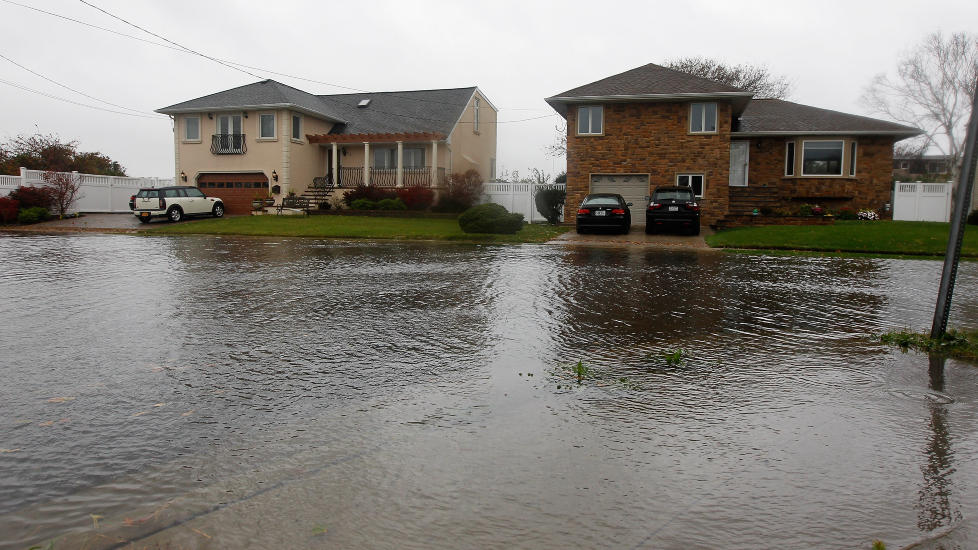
[706,220,978,257]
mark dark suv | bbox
[646,186,700,235]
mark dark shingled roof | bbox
[735,99,921,136]
[549,62,749,98]
[157,80,346,121]
[157,80,478,136]
[545,63,753,116]
[316,88,476,136]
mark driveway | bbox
[2,213,210,233]
[550,225,714,250]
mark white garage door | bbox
[589,174,649,225]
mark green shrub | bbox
[534,187,566,225]
[968,210,978,225]
[798,204,814,216]
[458,203,524,234]
[376,198,407,210]
[17,206,49,224]
[836,207,857,220]
[350,198,377,210]
[342,184,396,207]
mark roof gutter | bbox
[731,130,923,137]
[545,91,754,117]
[155,103,348,125]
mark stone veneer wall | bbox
[741,136,896,217]
[564,102,732,227]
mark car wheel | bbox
[137,216,151,224]
[576,226,587,234]
[212,203,225,218]
[645,224,657,235]
[691,225,701,236]
[621,225,630,235]
[167,207,183,222]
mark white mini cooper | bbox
[132,186,225,223]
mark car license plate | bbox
[140,212,150,218]
[595,210,606,216]
[668,206,679,212]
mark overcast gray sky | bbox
[1,0,976,179]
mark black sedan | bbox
[576,193,631,234]
[645,186,700,235]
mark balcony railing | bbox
[211,134,247,155]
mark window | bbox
[373,147,425,169]
[474,97,480,133]
[677,174,705,198]
[291,114,301,141]
[849,142,857,176]
[577,105,603,135]
[490,158,496,181]
[259,113,276,139]
[186,188,205,198]
[900,161,909,169]
[184,117,200,141]
[690,103,717,133]
[802,140,844,176]
[785,142,795,176]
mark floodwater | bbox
[1,233,977,550]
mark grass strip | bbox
[881,329,978,361]
[706,221,978,257]
[140,214,570,243]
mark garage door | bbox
[197,172,270,215]
[590,174,649,225]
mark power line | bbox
[77,0,266,80]
[0,51,158,115]
[2,0,549,114]
[0,78,164,119]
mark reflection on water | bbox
[1,233,977,549]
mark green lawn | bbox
[705,220,978,258]
[141,214,571,243]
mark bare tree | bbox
[42,170,83,218]
[546,122,567,158]
[863,32,978,181]
[664,57,793,99]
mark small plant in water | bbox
[662,348,689,366]
[880,329,978,360]
[872,541,886,550]
[571,360,592,384]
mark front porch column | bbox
[430,140,439,187]
[363,142,370,186]
[331,143,338,187]
[396,141,404,188]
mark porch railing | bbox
[337,166,444,187]
[210,134,246,155]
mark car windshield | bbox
[653,189,693,201]
[582,196,620,207]
[135,189,159,198]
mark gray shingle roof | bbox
[550,62,749,98]
[317,88,476,135]
[156,80,478,136]
[735,99,921,136]
[156,80,347,121]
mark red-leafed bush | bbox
[395,185,435,210]
[8,185,54,210]
[0,196,19,223]
[433,169,484,213]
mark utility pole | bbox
[931,82,978,339]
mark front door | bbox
[729,141,749,187]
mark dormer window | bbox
[690,103,717,133]
[358,99,371,108]
[577,105,603,135]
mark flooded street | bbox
[1,233,977,549]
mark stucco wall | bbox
[448,90,498,181]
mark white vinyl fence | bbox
[893,181,952,222]
[481,182,566,223]
[0,168,174,213]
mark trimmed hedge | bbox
[458,203,524,234]
[17,206,49,224]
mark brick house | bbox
[545,63,921,228]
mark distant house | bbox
[893,154,953,181]
[157,80,497,214]
[546,63,922,227]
